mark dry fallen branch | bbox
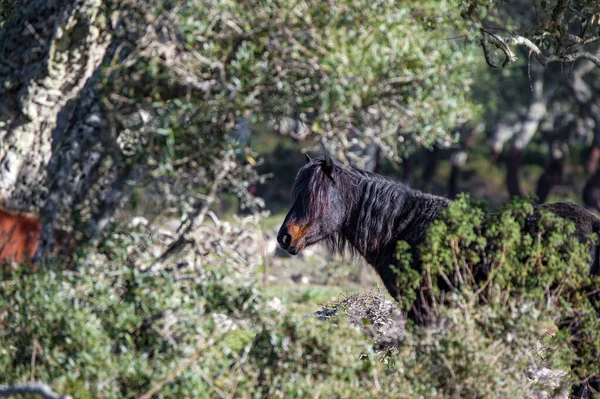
[0,382,71,399]
[150,162,232,269]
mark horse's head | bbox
[277,154,346,255]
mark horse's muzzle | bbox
[277,232,305,255]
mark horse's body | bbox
[0,207,75,265]
[278,155,600,310]
[0,208,42,263]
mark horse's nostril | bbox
[278,232,292,248]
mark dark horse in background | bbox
[278,154,600,321]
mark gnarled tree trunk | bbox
[0,0,154,263]
[0,0,111,215]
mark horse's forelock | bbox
[303,161,336,214]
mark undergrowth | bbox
[1,196,599,398]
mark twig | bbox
[228,343,252,399]
[0,382,71,399]
[196,370,227,399]
[440,354,457,380]
[30,339,43,381]
[25,21,48,49]
[137,328,221,399]
[449,239,465,287]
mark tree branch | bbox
[480,36,498,68]
[480,29,517,67]
[550,0,569,31]
[0,382,71,399]
[564,33,600,46]
[480,29,600,68]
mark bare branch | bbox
[0,382,71,399]
[564,33,600,46]
[480,29,517,67]
[480,34,499,68]
[481,30,600,68]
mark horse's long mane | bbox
[297,157,449,258]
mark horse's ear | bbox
[304,154,312,164]
[321,153,334,175]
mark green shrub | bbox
[0,260,262,398]
[399,195,600,387]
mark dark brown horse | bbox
[278,154,600,313]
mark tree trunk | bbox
[422,147,439,188]
[401,156,414,185]
[447,122,483,198]
[0,0,158,263]
[583,170,600,212]
[0,0,111,215]
[504,63,549,198]
[535,157,564,204]
[567,63,600,208]
[506,147,523,197]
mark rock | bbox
[266,297,285,313]
[130,216,148,228]
[291,273,310,284]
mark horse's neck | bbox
[342,181,449,266]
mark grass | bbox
[260,212,285,231]
[264,283,368,315]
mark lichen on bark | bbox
[0,0,112,215]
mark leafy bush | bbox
[0,260,389,398]
[399,195,600,390]
[0,260,257,398]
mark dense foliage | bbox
[112,0,478,177]
[56,0,484,254]
[461,0,600,68]
[414,196,600,383]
